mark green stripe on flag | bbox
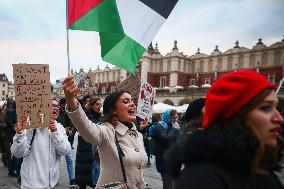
[100,33,146,73]
[69,0,123,33]
[68,0,147,73]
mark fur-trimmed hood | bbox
[165,126,283,177]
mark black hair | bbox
[181,98,205,123]
[59,98,66,106]
[102,90,130,123]
[6,98,16,110]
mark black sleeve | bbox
[6,111,17,127]
[135,117,147,134]
[137,124,152,135]
[176,164,228,189]
[152,124,179,144]
[84,110,92,121]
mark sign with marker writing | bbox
[136,81,155,121]
[13,64,52,129]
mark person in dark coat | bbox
[165,70,284,189]
[5,98,22,177]
[0,104,9,167]
[57,98,77,188]
[151,109,181,189]
[57,98,76,148]
[148,113,162,156]
[136,116,152,165]
[75,97,102,189]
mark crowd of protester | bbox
[0,70,283,189]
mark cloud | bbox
[0,31,103,83]
[154,0,284,55]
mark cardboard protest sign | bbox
[117,74,141,105]
[13,64,52,129]
[136,81,155,121]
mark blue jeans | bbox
[92,160,100,185]
[65,149,75,180]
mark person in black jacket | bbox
[75,97,102,189]
[151,109,181,189]
[136,116,152,166]
[57,98,77,188]
[5,98,22,177]
[165,70,284,189]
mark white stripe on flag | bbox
[116,0,166,48]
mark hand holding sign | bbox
[49,120,57,132]
[14,123,25,134]
[139,118,149,130]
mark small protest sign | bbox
[13,64,52,129]
[136,81,155,121]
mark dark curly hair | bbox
[102,90,131,123]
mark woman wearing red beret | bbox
[165,70,284,189]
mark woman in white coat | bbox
[63,75,148,189]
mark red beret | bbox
[202,70,275,128]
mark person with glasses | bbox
[11,98,71,188]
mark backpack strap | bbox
[25,129,36,157]
[30,129,36,147]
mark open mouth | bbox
[52,109,59,116]
[270,127,280,138]
[128,109,135,116]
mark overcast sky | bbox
[0,0,283,83]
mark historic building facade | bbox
[140,38,284,91]
[0,73,9,101]
[53,37,284,105]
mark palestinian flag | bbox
[68,0,179,73]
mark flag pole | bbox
[66,0,71,74]
[276,75,284,94]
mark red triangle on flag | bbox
[68,0,103,27]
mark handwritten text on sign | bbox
[13,64,52,128]
[136,81,155,121]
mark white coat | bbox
[67,105,147,189]
[11,122,71,189]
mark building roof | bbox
[269,40,284,48]
[0,74,8,82]
[223,47,250,54]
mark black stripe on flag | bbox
[139,0,179,19]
